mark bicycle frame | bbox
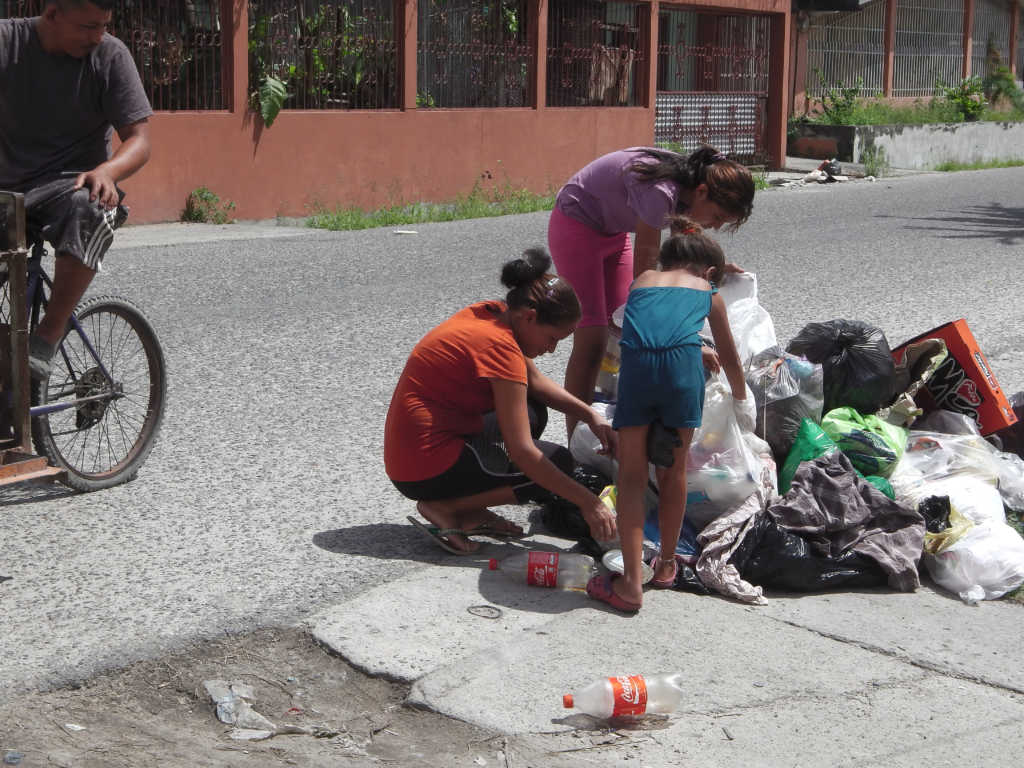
[24,242,120,418]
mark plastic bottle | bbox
[562,673,686,719]
[487,551,594,589]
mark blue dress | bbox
[613,285,716,430]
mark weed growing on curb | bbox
[307,183,556,231]
[933,158,1024,172]
[859,145,891,177]
[182,187,237,224]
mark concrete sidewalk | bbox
[311,530,1023,766]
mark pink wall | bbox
[130,107,657,224]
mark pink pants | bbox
[547,207,633,328]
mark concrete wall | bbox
[855,121,1024,169]
[130,108,654,224]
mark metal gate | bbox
[655,8,770,164]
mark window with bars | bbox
[417,0,531,108]
[546,0,645,107]
[805,1,885,98]
[249,0,398,110]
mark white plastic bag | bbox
[924,522,1024,603]
[700,272,777,366]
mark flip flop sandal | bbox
[407,516,482,556]
[586,572,641,613]
[646,554,680,589]
[466,519,526,539]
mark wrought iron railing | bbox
[417,0,531,108]
[893,0,964,97]
[970,0,1011,79]
[1,0,224,110]
[655,10,769,164]
[249,0,398,110]
[805,1,885,98]
[546,0,644,107]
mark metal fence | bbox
[417,0,531,108]
[249,0,398,110]
[546,0,645,107]
[655,9,769,163]
[970,0,1011,79]
[805,1,885,98]
[2,0,225,109]
[893,0,964,97]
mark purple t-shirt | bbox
[555,148,681,236]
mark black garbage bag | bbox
[786,319,896,416]
[728,513,888,591]
[918,495,952,534]
[537,465,610,556]
[991,391,1024,459]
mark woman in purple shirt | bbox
[548,145,754,438]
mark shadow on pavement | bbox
[0,481,74,508]
[890,202,1024,245]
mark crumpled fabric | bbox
[768,452,925,591]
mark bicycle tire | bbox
[31,295,167,492]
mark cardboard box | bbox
[892,319,1018,436]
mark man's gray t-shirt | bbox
[0,17,153,191]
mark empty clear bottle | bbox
[562,673,686,718]
[487,551,594,589]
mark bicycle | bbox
[1,215,166,492]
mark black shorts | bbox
[391,401,574,504]
[24,176,127,271]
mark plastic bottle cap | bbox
[562,694,573,708]
[488,558,498,570]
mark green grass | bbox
[307,183,556,231]
[802,99,1024,127]
[933,158,1024,172]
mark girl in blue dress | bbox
[587,217,753,612]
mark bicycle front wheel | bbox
[32,295,167,491]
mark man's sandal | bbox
[407,516,482,555]
[586,572,641,613]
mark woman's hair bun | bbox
[501,247,552,289]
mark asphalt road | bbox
[1,167,1021,695]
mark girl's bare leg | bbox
[613,425,650,606]
[653,427,695,582]
[563,325,608,441]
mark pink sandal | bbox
[586,572,641,613]
[647,554,680,589]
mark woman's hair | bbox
[500,248,581,327]
[659,216,726,284]
[628,145,755,229]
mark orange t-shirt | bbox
[384,301,528,482]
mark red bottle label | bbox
[610,675,648,717]
[526,552,559,587]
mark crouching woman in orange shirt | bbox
[384,249,618,554]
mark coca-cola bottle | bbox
[562,673,685,718]
[487,551,594,589]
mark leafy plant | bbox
[182,187,236,224]
[258,75,288,127]
[939,77,987,122]
[859,145,891,177]
[416,90,436,108]
[982,64,1024,111]
[814,70,865,125]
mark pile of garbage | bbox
[561,272,1024,606]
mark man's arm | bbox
[75,119,151,209]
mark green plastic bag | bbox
[779,418,897,498]
[779,419,838,493]
[821,407,907,479]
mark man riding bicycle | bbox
[0,0,152,378]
